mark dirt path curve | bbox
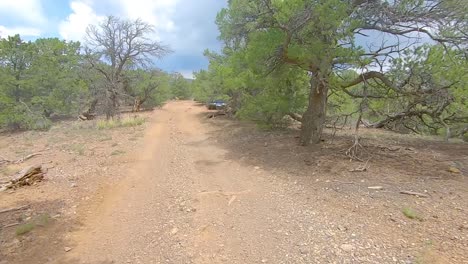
[65,101,310,264]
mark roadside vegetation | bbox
[0,16,191,131]
[191,0,467,148]
[96,116,146,130]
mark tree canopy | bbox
[193,0,467,143]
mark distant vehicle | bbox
[207,100,226,110]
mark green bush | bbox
[0,104,52,131]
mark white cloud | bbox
[117,0,178,33]
[59,0,178,42]
[58,1,105,41]
[179,70,194,79]
[56,0,223,74]
[0,0,46,25]
[0,25,41,38]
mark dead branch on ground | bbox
[0,222,21,229]
[0,205,29,214]
[207,112,226,119]
[0,153,42,166]
[400,190,429,198]
[349,159,370,172]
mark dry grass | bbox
[97,117,146,130]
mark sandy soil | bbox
[1,101,467,264]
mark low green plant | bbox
[99,136,113,142]
[111,150,125,156]
[15,214,52,235]
[35,214,51,226]
[15,222,35,235]
[97,119,119,130]
[120,117,145,127]
[70,144,85,155]
[402,207,422,221]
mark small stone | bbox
[254,166,261,170]
[299,247,310,254]
[170,227,179,235]
[340,244,355,252]
[70,183,77,188]
[64,247,72,252]
[261,259,268,263]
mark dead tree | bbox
[84,16,171,119]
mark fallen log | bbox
[79,113,96,121]
[207,112,226,119]
[287,113,303,122]
[0,165,45,192]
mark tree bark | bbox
[300,72,329,146]
[132,98,145,112]
[105,89,118,120]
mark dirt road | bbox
[60,101,467,264]
[68,101,306,263]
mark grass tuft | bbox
[70,144,85,155]
[35,214,51,226]
[402,207,422,221]
[99,136,113,142]
[111,150,126,156]
[97,117,145,130]
[120,117,146,127]
[15,223,35,235]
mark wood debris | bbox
[0,153,42,166]
[228,195,237,206]
[207,112,226,119]
[0,205,29,214]
[400,190,429,198]
[349,160,370,172]
[448,167,461,174]
[0,165,45,192]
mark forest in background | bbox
[1,1,467,144]
[0,17,192,131]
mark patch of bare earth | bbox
[0,112,151,264]
[1,101,467,264]
[206,116,468,263]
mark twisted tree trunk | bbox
[300,71,329,146]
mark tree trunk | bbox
[105,89,118,120]
[300,72,329,146]
[132,98,144,112]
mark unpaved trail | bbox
[66,101,312,263]
[59,101,467,264]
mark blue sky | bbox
[0,0,227,78]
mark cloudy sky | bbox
[0,0,227,78]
